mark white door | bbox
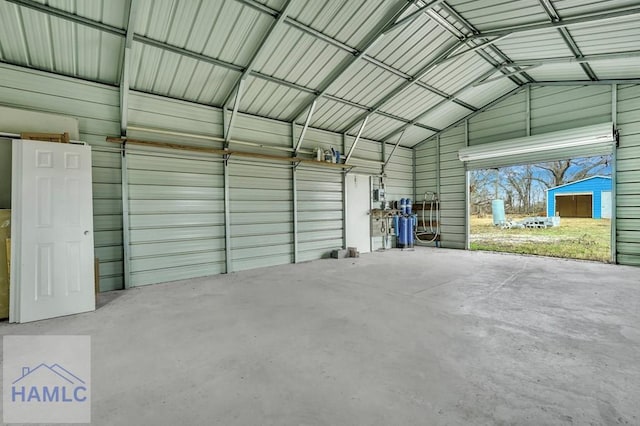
[346,174,371,253]
[601,191,612,219]
[11,140,95,323]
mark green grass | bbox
[470,216,612,262]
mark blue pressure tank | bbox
[398,216,408,248]
[399,198,406,215]
[405,216,413,248]
[406,198,412,215]
[393,215,399,240]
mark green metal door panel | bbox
[229,162,294,270]
[297,168,344,261]
[127,148,225,286]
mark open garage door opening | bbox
[468,156,613,262]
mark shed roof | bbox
[1,0,639,147]
[546,175,612,191]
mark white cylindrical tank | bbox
[492,199,506,225]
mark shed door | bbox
[11,140,95,323]
[556,194,592,218]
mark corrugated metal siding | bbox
[229,161,294,271]
[126,149,225,286]
[297,168,343,261]
[345,137,382,176]
[295,128,344,261]
[468,90,527,145]
[415,140,437,199]
[135,0,271,68]
[251,25,352,91]
[130,43,240,106]
[384,145,413,201]
[288,0,400,48]
[616,84,640,266]
[128,91,224,146]
[0,63,123,290]
[368,14,455,76]
[530,85,612,134]
[310,98,365,132]
[240,77,314,120]
[0,1,123,84]
[437,127,467,249]
[457,75,518,110]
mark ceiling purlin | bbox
[536,0,599,81]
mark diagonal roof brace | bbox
[383,130,406,169]
[293,100,316,155]
[345,117,369,164]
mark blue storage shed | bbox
[546,176,612,219]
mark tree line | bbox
[470,156,611,216]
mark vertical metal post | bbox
[369,176,373,253]
[222,110,232,273]
[291,123,299,263]
[526,85,531,136]
[611,84,617,263]
[342,133,347,249]
[412,147,417,203]
[436,135,441,247]
[464,119,470,250]
[120,145,131,289]
[436,135,441,199]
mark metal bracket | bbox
[293,160,302,169]
[122,139,127,157]
[223,152,231,166]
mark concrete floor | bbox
[2,248,639,425]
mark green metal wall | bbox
[616,84,640,266]
[0,63,124,291]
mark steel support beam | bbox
[526,85,531,136]
[119,0,136,136]
[223,0,294,108]
[291,123,298,263]
[502,50,640,68]
[345,117,369,164]
[611,84,617,264]
[224,79,245,148]
[293,100,316,154]
[468,5,640,40]
[529,79,640,86]
[434,2,533,84]
[119,0,136,290]
[537,0,598,81]
[222,111,232,274]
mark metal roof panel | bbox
[327,61,407,106]
[416,102,470,129]
[446,0,549,31]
